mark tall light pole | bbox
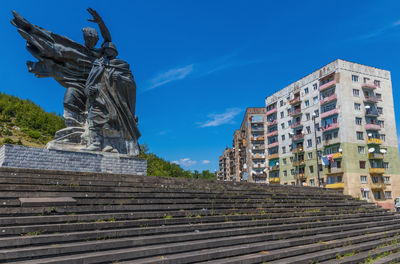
[312,112,322,187]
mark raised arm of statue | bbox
[87,8,112,46]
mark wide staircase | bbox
[0,167,399,264]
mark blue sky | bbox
[1,0,400,172]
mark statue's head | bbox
[102,42,118,59]
[82,27,99,49]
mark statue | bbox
[11,8,140,156]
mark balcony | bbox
[253,164,266,169]
[367,138,382,145]
[368,153,384,159]
[289,109,302,117]
[293,160,305,167]
[292,147,304,154]
[370,168,385,174]
[251,127,264,132]
[321,122,339,133]
[268,153,279,160]
[266,108,277,116]
[320,94,337,105]
[269,177,280,184]
[267,120,277,127]
[326,182,344,189]
[292,134,304,141]
[250,117,263,124]
[362,83,377,90]
[332,152,342,159]
[267,142,279,148]
[320,108,339,119]
[291,121,303,129]
[296,173,306,180]
[319,80,336,92]
[251,136,265,141]
[252,154,265,159]
[364,95,380,103]
[371,182,386,190]
[327,167,344,174]
[266,130,278,137]
[289,97,301,105]
[365,110,379,117]
[270,165,280,171]
[365,123,381,131]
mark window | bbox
[291,182,295,186]
[373,191,381,200]
[380,134,386,142]
[363,77,370,83]
[372,176,379,183]
[317,150,322,158]
[281,123,285,129]
[309,179,315,186]
[354,103,361,111]
[374,80,381,87]
[288,120,292,126]
[308,152,313,159]
[376,93,382,100]
[304,87,309,94]
[378,120,384,128]
[306,113,310,120]
[384,162,389,169]
[290,157,294,162]
[281,135,285,141]
[352,75,359,82]
[305,100,310,107]
[283,170,287,176]
[283,158,287,165]
[359,161,366,169]
[280,111,284,118]
[313,96,318,104]
[384,176,390,184]
[316,137,321,145]
[361,190,370,200]
[280,100,284,107]
[360,175,367,184]
[282,146,286,154]
[290,169,294,175]
[318,164,323,172]
[313,83,318,90]
[355,117,362,125]
[358,146,365,154]
[314,110,319,117]
[353,89,360,97]
[309,166,314,173]
[357,131,364,140]
[307,139,312,147]
[306,126,311,134]
[385,191,392,199]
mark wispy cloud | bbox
[144,64,194,91]
[172,158,197,167]
[142,52,263,92]
[157,130,171,136]
[201,160,211,164]
[355,19,400,40]
[198,108,242,128]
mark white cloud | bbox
[145,64,194,91]
[201,160,211,164]
[172,158,197,167]
[198,108,242,128]
[356,19,400,40]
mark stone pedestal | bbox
[0,144,147,175]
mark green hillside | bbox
[0,92,65,147]
[0,92,215,180]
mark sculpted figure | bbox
[11,8,140,156]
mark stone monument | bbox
[1,9,146,175]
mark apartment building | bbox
[217,147,235,181]
[232,108,267,183]
[264,59,400,209]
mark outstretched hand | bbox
[87,8,103,24]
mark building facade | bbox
[217,147,235,181]
[264,59,400,208]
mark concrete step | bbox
[372,251,400,264]
[1,212,396,238]
[4,220,400,264]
